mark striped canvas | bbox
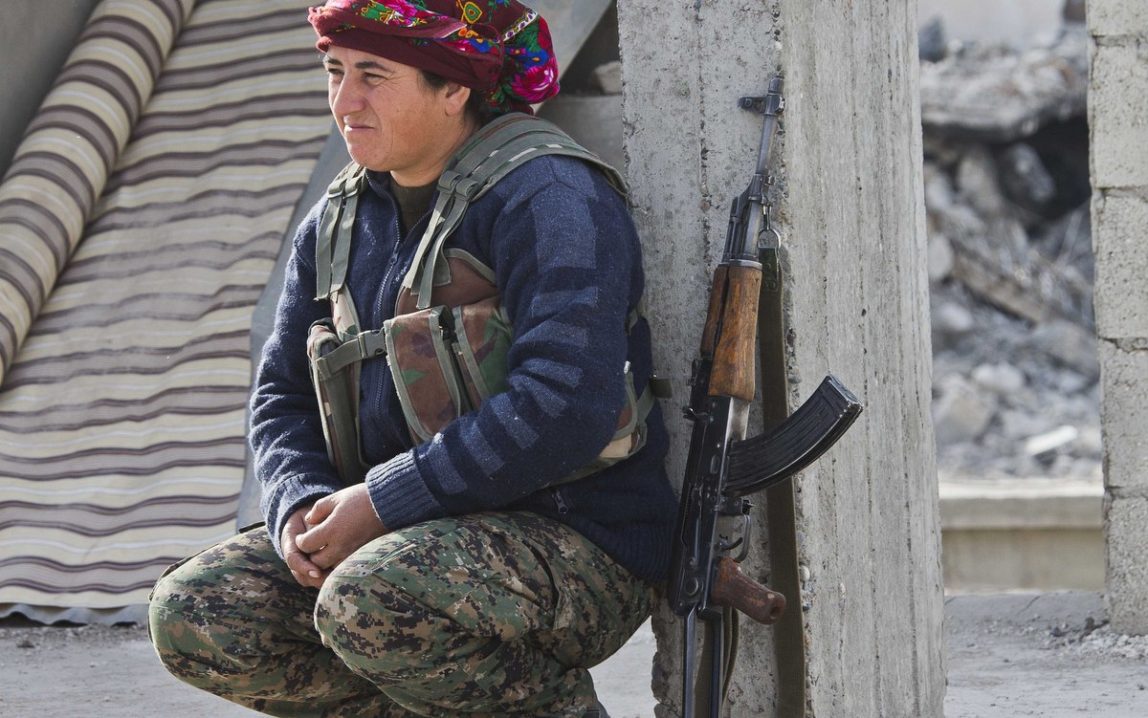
[0,0,196,387]
[0,0,331,609]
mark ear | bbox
[441,81,472,117]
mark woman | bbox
[149,2,677,716]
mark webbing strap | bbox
[632,382,657,433]
[331,190,360,296]
[315,164,367,301]
[314,196,342,301]
[413,190,473,306]
[402,118,531,303]
[314,329,387,378]
[758,243,808,717]
[402,113,628,310]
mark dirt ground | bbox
[2,593,1147,717]
[943,592,1148,718]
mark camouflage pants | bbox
[148,511,653,717]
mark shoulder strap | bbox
[314,162,367,301]
[314,161,367,335]
[403,113,628,310]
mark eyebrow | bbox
[322,56,393,73]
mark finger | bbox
[283,541,325,581]
[284,550,320,579]
[305,496,334,528]
[295,523,328,555]
[307,543,348,572]
[289,567,326,590]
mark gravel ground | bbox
[3,593,1147,717]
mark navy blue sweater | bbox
[250,154,678,583]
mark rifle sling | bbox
[757,244,808,718]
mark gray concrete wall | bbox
[1091,0,1148,636]
[0,0,103,179]
[618,0,943,715]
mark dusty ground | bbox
[0,617,655,718]
[2,593,1147,717]
[944,592,1148,718]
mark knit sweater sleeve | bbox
[249,201,343,557]
[365,157,638,528]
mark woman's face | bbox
[324,45,470,185]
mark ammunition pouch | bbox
[306,291,653,485]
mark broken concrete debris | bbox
[919,24,1088,143]
[923,23,1099,482]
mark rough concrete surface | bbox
[1105,496,1148,634]
[4,594,1148,717]
[1094,195,1148,339]
[1089,43,1148,190]
[1089,0,1148,37]
[1098,342,1148,490]
[618,0,942,713]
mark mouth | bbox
[342,117,373,133]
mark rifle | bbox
[666,75,863,718]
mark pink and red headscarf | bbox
[309,0,560,115]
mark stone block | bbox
[1106,496,1148,634]
[1094,195,1148,339]
[1099,341,1148,491]
[1089,0,1148,38]
[1090,43,1148,189]
[943,527,1103,592]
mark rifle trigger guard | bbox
[717,512,752,562]
[733,513,752,562]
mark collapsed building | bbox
[920,21,1099,482]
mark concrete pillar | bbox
[617,1,944,715]
[1090,0,1148,635]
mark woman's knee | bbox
[314,559,439,676]
[148,530,295,682]
[148,558,231,674]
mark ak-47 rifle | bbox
[667,76,863,718]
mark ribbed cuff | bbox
[365,451,443,531]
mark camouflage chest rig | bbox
[307,113,657,485]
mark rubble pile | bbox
[919,24,1100,481]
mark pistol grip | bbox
[710,556,786,625]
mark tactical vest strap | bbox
[312,328,387,379]
[314,164,367,302]
[403,113,628,310]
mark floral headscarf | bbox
[309,0,560,116]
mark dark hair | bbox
[419,69,492,124]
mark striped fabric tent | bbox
[0,0,331,621]
[0,0,614,622]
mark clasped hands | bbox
[281,483,387,589]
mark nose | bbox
[330,76,364,119]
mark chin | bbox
[344,145,385,172]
